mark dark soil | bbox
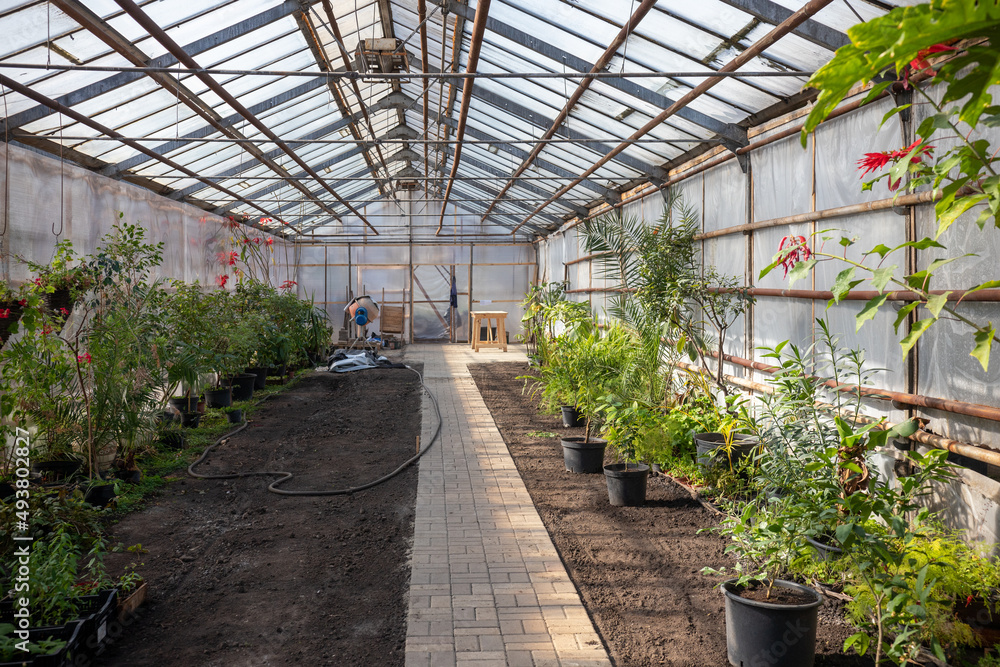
[469,361,873,667]
[99,367,422,667]
[735,585,818,606]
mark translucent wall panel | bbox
[0,143,285,290]
[752,134,812,221]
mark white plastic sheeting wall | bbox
[0,143,293,288]
[536,91,1000,548]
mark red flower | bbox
[216,275,229,288]
[227,251,238,266]
[279,280,297,290]
[59,307,69,316]
[777,235,812,279]
[41,325,53,335]
[266,238,274,246]
[18,299,27,307]
[857,140,933,190]
[260,217,273,224]
[77,353,92,364]
[33,277,43,286]
[0,308,9,319]
[242,238,252,245]
[253,237,261,245]
[910,44,957,75]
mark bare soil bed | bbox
[469,361,872,667]
[99,367,422,667]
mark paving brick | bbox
[404,345,611,666]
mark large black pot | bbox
[159,431,186,450]
[32,459,82,481]
[205,386,232,409]
[722,579,822,667]
[266,364,287,379]
[604,463,650,506]
[180,412,201,429]
[168,395,198,413]
[560,437,606,473]
[229,373,256,401]
[246,367,268,390]
[694,432,759,471]
[805,535,843,562]
[560,405,585,428]
[84,483,117,508]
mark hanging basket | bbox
[45,286,76,319]
[0,302,24,347]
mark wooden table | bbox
[470,311,508,352]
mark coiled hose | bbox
[187,365,441,496]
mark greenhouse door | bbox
[411,264,469,342]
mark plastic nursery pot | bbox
[114,468,142,485]
[83,483,117,508]
[603,463,650,507]
[266,364,287,379]
[721,579,822,667]
[246,367,267,390]
[158,431,187,449]
[560,437,607,474]
[228,373,256,401]
[694,432,760,471]
[560,405,586,428]
[180,411,201,429]
[805,535,843,562]
[227,409,243,424]
[168,396,198,413]
[32,459,82,481]
[205,386,232,409]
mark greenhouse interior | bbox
[4,0,1000,666]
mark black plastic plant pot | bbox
[246,367,267,390]
[227,409,243,424]
[0,619,85,667]
[604,463,650,507]
[205,386,232,409]
[560,437,606,474]
[32,459,82,481]
[266,364,287,379]
[805,536,843,562]
[722,579,822,667]
[114,468,142,485]
[83,483,116,508]
[229,373,256,401]
[180,412,201,429]
[0,303,24,347]
[159,431,187,450]
[560,405,585,428]
[694,432,760,471]
[168,396,198,413]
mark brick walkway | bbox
[402,344,611,667]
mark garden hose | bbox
[186,365,442,496]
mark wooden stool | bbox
[470,311,507,352]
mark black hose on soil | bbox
[187,365,442,496]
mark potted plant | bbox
[22,239,95,319]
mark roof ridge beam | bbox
[435,0,491,235]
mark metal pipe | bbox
[419,0,430,216]
[673,360,1000,467]
[435,0,492,235]
[12,134,712,145]
[0,61,814,79]
[696,189,943,241]
[113,0,379,235]
[710,286,1000,303]
[321,0,393,187]
[0,72,283,227]
[707,348,1000,424]
[511,0,836,235]
[479,0,657,222]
